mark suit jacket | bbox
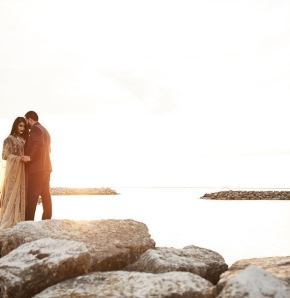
[25,122,52,174]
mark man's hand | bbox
[21,156,31,163]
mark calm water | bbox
[35,188,290,265]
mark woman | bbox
[0,117,28,228]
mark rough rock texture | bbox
[201,191,290,200]
[218,265,290,298]
[34,271,216,298]
[125,245,228,284]
[0,238,91,298]
[0,219,155,271]
[50,187,118,195]
[218,256,290,291]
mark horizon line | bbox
[50,186,290,190]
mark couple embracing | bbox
[0,111,52,229]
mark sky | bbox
[0,0,290,187]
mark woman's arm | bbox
[2,137,21,161]
[2,138,13,160]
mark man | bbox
[22,111,52,220]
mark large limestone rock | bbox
[218,265,290,298]
[218,256,290,290]
[0,238,91,298]
[0,219,155,271]
[125,245,228,284]
[34,271,216,298]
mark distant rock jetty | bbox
[50,187,118,195]
[201,190,290,200]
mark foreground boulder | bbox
[125,245,228,284]
[218,256,290,290]
[0,219,155,271]
[34,271,216,298]
[218,265,290,298]
[0,238,91,298]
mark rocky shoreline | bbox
[50,187,118,195]
[201,190,290,200]
[0,219,289,297]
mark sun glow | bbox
[0,0,289,188]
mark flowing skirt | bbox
[0,156,25,229]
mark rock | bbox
[125,245,228,284]
[218,265,290,298]
[50,187,118,195]
[34,271,216,298]
[0,219,155,271]
[218,256,290,291]
[0,238,91,298]
[201,191,290,200]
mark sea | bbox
[35,187,290,266]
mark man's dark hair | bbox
[25,111,39,121]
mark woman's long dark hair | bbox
[10,117,28,140]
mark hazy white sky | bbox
[0,0,289,187]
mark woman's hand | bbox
[21,156,31,162]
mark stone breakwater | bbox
[201,190,290,200]
[50,187,118,195]
[0,219,289,297]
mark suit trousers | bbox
[25,171,52,220]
